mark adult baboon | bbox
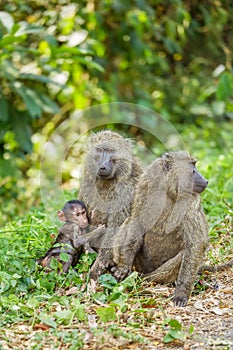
[110,151,209,307]
[78,130,143,276]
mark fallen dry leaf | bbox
[65,286,79,295]
[210,307,225,315]
[33,323,51,331]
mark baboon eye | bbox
[96,147,102,153]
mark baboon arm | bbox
[172,208,208,307]
[41,240,74,260]
[40,247,74,273]
[111,223,144,281]
[89,223,144,281]
[61,254,74,273]
[80,226,106,242]
[174,241,206,307]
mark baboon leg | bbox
[62,254,74,273]
[143,250,183,283]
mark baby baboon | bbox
[111,151,209,307]
[37,200,105,273]
[78,130,143,277]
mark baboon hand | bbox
[173,293,189,307]
[111,265,131,281]
[89,257,115,280]
[89,263,103,280]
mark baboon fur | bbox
[111,151,209,306]
[78,130,143,275]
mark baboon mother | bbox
[112,151,209,307]
[78,130,143,270]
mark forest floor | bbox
[2,269,233,350]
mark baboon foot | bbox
[89,257,114,280]
[173,292,189,307]
[111,265,131,281]
[89,259,105,280]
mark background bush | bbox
[0,0,232,222]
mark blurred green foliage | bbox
[0,0,232,222]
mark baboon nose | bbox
[98,162,112,177]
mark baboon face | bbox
[67,204,89,228]
[85,130,133,181]
[57,202,89,228]
[94,147,116,179]
[164,152,208,195]
[192,164,208,193]
[178,157,208,194]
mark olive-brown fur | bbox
[112,151,209,307]
[78,130,143,277]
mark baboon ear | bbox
[162,152,173,171]
[191,156,197,165]
[57,210,66,222]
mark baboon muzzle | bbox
[97,161,113,178]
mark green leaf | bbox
[0,32,25,48]
[59,252,70,263]
[99,274,117,289]
[163,333,175,343]
[217,72,232,101]
[189,324,194,335]
[54,310,73,325]
[1,60,20,80]
[165,20,177,40]
[211,101,225,116]
[169,329,184,340]
[0,96,9,122]
[18,304,34,317]
[11,109,33,153]
[0,158,19,177]
[119,271,138,289]
[74,303,86,321]
[49,258,59,270]
[27,298,39,309]
[37,93,60,114]
[163,319,185,343]
[96,306,117,322]
[20,73,62,86]
[92,292,108,304]
[12,82,41,118]
[15,23,43,36]
[39,313,57,328]
[168,319,182,330]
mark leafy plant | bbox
[163,318,194,343]
[96,306,117,323]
